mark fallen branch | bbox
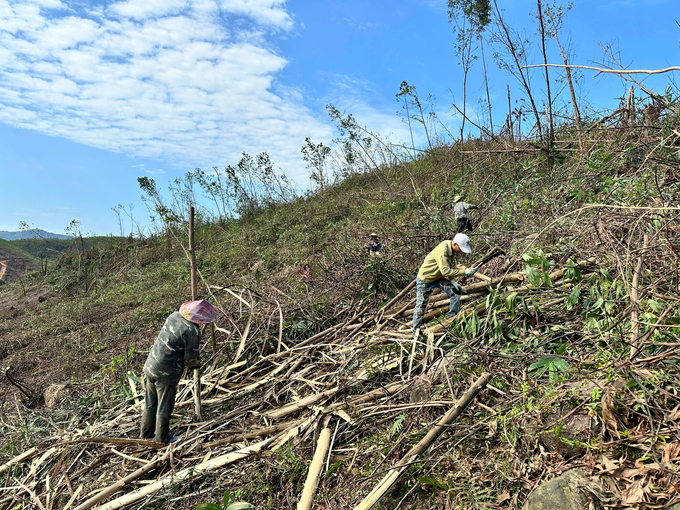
[297,427,331,510]
[353,373,492,510]
[0,447,38,476]
[522,63,680,76]
[94,438,273,510]
[73,447,171,510]
[380,279,417,315]
[630,234,649,358]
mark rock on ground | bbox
[522,469,591,510]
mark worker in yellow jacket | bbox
[413,233,476,335]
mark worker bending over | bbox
[412,233,476,336]
[454,199,478,232]
[141,299,219,443]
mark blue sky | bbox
[0,0,677,235]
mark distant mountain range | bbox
[0,229,73,241]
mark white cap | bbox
[453,233,472,253]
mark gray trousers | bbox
[412,277,460,335]
[141,372,179,443]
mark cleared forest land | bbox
[1,108,680,509]
[0,240,37,285]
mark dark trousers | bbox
[457,217,473,232]
[412,277,460,335]
[141,372,179,443]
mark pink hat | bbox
[179,299,219,324]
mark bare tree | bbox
[544,2,584,151]
[488,0,544,141]
[302,138,332,192]
[536,0,555,169]
[448,0,491,142]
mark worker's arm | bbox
[436,249,465,279]
[184,328,201,369]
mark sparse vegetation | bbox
[1,4,680,507]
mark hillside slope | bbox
[0,116,680,509]
[0,238,37,284]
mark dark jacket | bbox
[143,311,200,381]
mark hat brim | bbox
[459,243,472,254]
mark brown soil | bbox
[0,283,153,405]
[0,245,37,283]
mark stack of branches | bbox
[0,281,497,510]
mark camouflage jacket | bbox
[453,201,478,220]
[144,311,200,381]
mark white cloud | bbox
[219,0,292,29]
[0,0,330,183]
[110,0,188,21]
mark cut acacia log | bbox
[323,381,409,414]
[353,373,492,510]
[0,447,38,475]
[461,272,526,294]
[421,260,599,333]
[266,387,341,420]
[400,292,486,323]
[202,421,298,449]
[72,448,171,510]
[297,427,331,510]
[53,438,164,449]
[380,279,417,314]
[93,438,273,510]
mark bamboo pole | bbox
[297,427,331,510]
[189,206,202,422]
[353,373,492,510]
[266,387,341,420]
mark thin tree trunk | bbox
[353,373,492,510]
[554,33,583,151]
[492,0,543,141]
[480,36,493,136]
[537,0,554,170]
[507,85,514,143]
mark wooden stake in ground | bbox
[297,427,331,510]
[189,206,202,422]
[353,373,492,510]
